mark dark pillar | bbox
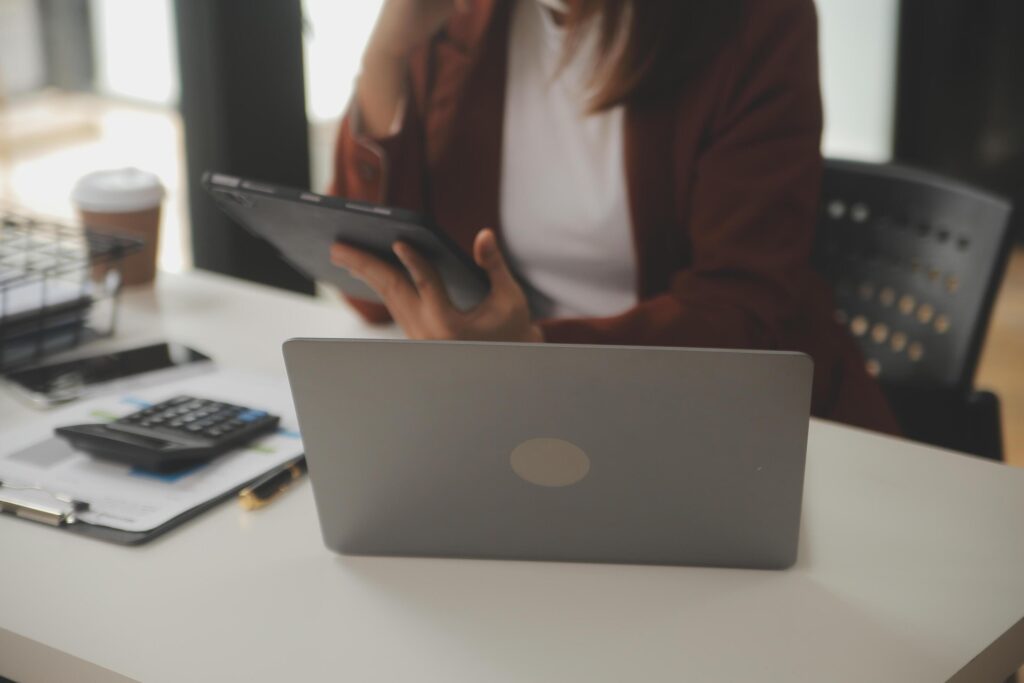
[174,0,314,293]
[894,0,1024,241]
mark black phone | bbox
[4,343,212,407]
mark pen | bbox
[239,454,307,510]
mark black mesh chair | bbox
[813,159,1014,461]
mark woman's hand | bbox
[367,0,469,61]
[358,0,469,138]
[331,229,544,343]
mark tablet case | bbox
[202,172,490,311]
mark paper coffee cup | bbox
[72,168,166,286]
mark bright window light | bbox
[91,0,179,105]
[302,0,384,123]
[817,0,900,162]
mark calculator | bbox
[55,395,281,472]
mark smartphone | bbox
[4,342,213,408]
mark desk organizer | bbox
[0,209,142,371]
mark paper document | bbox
[0,369,303,533]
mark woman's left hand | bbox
[330,228,544,343]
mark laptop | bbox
[283,339,813,569]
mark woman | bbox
[328,0,900,434]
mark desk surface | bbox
[2,270,1023,683]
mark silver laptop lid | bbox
[283,340,812,569]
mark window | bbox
[0,0,188,272]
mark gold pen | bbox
[239,454,307,510]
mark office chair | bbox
[813,159,1014,461]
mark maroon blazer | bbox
[329,0,900,435]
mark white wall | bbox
[816,0,900,162]
[0,0,46,96]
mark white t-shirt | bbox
[500,0,637,319]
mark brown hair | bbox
[561,0,746,111]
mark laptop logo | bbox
[510,438,590,487]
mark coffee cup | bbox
[72,168,166,286]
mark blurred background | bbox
[1,0,1022,462]
[0,0,381,274]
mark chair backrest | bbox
[813,159,1013,392]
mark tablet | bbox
[202,172,489,311]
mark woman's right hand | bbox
[367,0,469,61]
[358,0,469,138]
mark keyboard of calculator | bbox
[55,395,281,472]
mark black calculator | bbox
[55,395,280,472]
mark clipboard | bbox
[0,369,304,545]
[0,472,266,545]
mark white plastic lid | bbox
[71,168,166,213]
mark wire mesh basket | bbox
[0,209,143,372]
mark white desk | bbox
[2,270,1023,683]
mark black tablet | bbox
[202,173,489,311]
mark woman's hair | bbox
[562,0,746,111]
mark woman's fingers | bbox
[331,234,538,342]
[331,243,419,314]
[393,241,452,311]
[473,229,519,295]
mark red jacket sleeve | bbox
[328,72,430,324]
[540,0,823,350]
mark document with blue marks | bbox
[0,369,303,533]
